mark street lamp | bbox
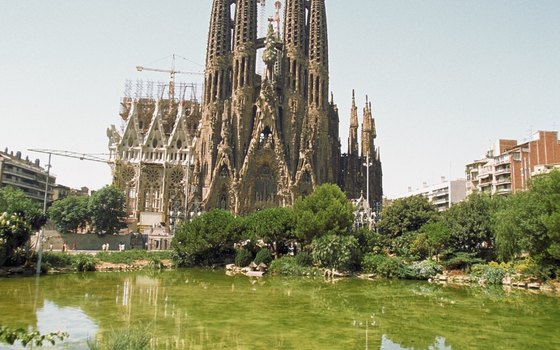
[363,152,374,230]
[169,208,181,234]
[35,152,52,276]
[184,139,195,221]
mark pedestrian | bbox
[62,243,67,252]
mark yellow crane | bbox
[136,54,203,99]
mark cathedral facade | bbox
[108,0,382,228]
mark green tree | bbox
[353,227,388,255]
[293,184,354,244]
[48,196,90,233]
[494,192,533,262]
[0,212,32,266]
[242,207,295,256]
[88,186,127,234]
[172,209,239,267]
[377,195,439,239]
[0,187,46,230]
[443,193,496,257]
[311,234,359,271]
[411,220,451,261]
[494,170,560,277]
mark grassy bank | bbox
[40,250,173,273]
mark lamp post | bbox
[363,152,373,229]
[184,139,195,221]
[184,153,192,221]
[35,153,52,276]
[169,207,181,234]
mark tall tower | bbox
[348,90,359,158]
[282,0,307,172]
[108,0,383,229]
[304,0,330,184]
[189,0,382,214]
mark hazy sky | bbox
[1,0,559,198]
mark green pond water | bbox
[0,270,559,349]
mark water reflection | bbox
[381,335,452,350]
[37,300,98,347]
[0,271,559,349]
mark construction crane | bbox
[136,54,203,99]
[28,149,110,163]
[28,148,110,276]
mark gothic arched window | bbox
[255,165,276,203]
[219,186,228,210]
[219,165,229,178]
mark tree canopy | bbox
[377,195,439,239]
[494,170,560,276]
[0,187,46,230]
[48,195,90,233]
[172,209,239,267]
[444,193,496,256]
[88,186,127,234]
[292,183,354,244]
[0,187,45,266]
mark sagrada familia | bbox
[107,0,382,229]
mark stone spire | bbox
[284,0,307,55]
[348,90,359,157]
[232,0,257,91]
[308,0,329,108]
[361,96,375,159]
[204,0,232,104]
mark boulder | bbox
[245,270,265,277]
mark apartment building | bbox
[396,179,467,212]
[0,148,56,204]
[466,130,560,196]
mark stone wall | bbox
[32,230,147,251]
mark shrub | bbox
[269,256,318,276]
[235,249,253,267]
[362,253,412,279]
[88,324,151,350]
[41,252,74,270]
[172,209,239,267]
[72,254,97,272]
[0,326,68,347]
[409,260,443,280]
[470,263,512,285]
[295,252,313,267]
[443,252,485,271]
[254,248,272,265]
[147,257,164,270]
[311,234,359,271]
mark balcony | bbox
[495,187,512,196]
[478,172,491,180]
[496,177,511,185]
[495,155,510,165]
[432,198,449,206]
[494,166,511,175]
